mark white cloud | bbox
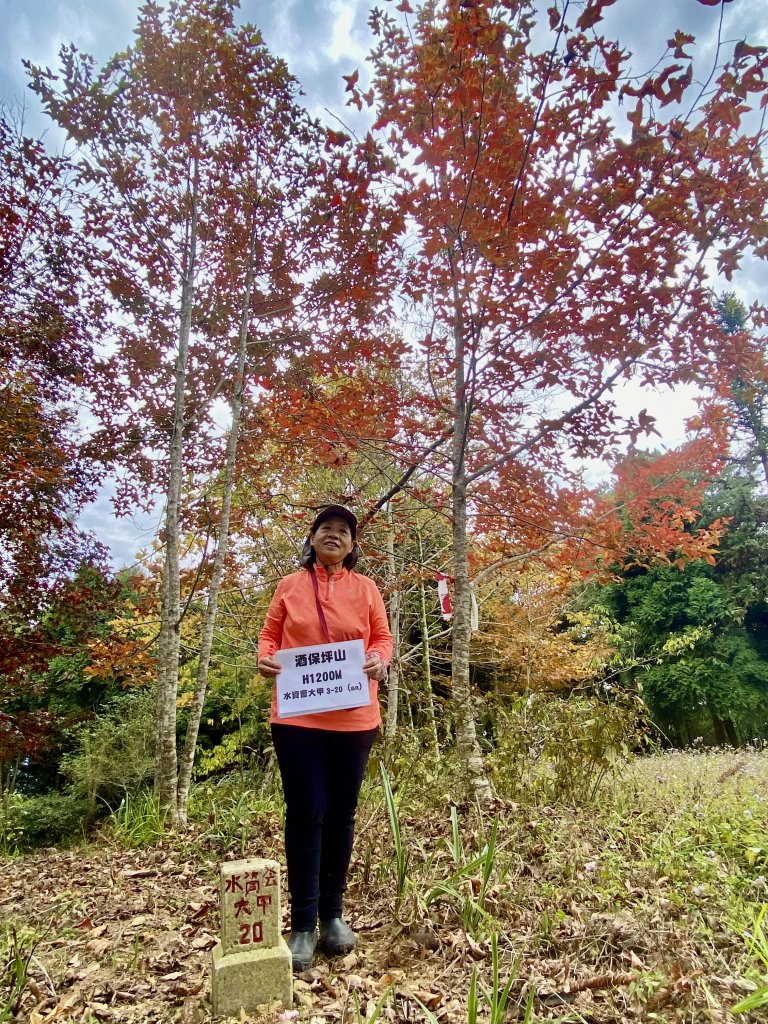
[79,487,160,570]
[324,0,366,64]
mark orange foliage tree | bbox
[0,106,112,779]
[0,109,106,621]
[355,0,768,796]
[26,0,405,822]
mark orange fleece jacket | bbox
[258,565,393,731]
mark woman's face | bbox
[311,516,354,565]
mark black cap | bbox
[309,504,358,538]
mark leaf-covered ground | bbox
[2,748,767,1023]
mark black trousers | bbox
[271,723,378,931]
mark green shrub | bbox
[1,792,92,853]
[192,677,272,779]
[0,794,24,856]
[111,788,165,848]
[60,688,155,812]
[488,690,643,803]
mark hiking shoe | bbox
[287,929,317,971]
[318,917,356,956]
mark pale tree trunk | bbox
[384,508,402,740]
[155,160,199,824]
[175,223,258,826]
[155,545,174,798]
[416,528,440,757]
[450,301,494,803]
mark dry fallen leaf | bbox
[464,933,487,960]
[621,949,648,970]
[177,996,204,1024]
[77,962,100,979]
[340,951,358,971]
[86,938,111,955]
[171,980,204,997]
[87,1001,113,1020]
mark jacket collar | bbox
[312,563,348,581]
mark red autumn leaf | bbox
[576,4,604,31]
[326,128,351,147]
[342,68,359,91]
[734,40,768,63]
[667,31,695,59]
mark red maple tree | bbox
[26,0,406,822]
[0,106,109,748]
[355,0,768,795]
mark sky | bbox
[3,0,766,137]
[1,0,766,565]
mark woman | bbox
[258,505,392,971]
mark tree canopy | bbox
[2,0,768,811]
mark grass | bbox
[0,926,40,1023]
[380,763,409,907]
[365,743,768,1020]
[420,813,501,937]
[110,788,165,848]
[2,744,768,1022]
[186,774,282,857]
[732,904,768,1014]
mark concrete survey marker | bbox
[211,857,292,1015]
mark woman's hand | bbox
[363,652,388,682]
[257,655,282,678]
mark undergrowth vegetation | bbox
[2,739,767,1022]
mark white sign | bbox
[275,639,370,718]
